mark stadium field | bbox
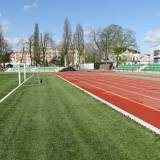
[0,73,160,159]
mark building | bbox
[10,48,61,66]
[10,52,31,65]
[140,54,153,64]
[118,48,141,65]
[153,50,160,63]
[140,45,160,64]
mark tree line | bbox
[58,19,137,67]
[0,19,137,69]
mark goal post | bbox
[18,62,26,86]
[15,64,43,86]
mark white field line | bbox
[57,75,160,135]
[0,75,33,104]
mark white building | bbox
[140,54,153,64]
[117,49,141,65]
[140,45,160,64]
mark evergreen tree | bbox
[33,23,41,65]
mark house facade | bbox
[10,48,61,66]
[117,49,141,65]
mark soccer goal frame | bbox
[18,62,26,85]
[0,63,33,104]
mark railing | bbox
[6,66,63,73]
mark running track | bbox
[56,72,160,130]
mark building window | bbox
[154,57,160,63]
[154,50,160,56]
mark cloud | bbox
[23,2,37,12]
[6,37,28,51]
[0,20,11,33]
[144,30,160,46]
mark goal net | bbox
[23,66,42,86]
[0,63,30,102]
[0,63,43,103]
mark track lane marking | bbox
[61,75,160,112]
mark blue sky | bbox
[0,0,160,53]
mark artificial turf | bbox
[0,73,31,99]
[0,74,160,160]
[0,73,18,99]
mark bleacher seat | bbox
[116,64,143,71]
[143,64,160,72]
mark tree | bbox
[0,25,4,66]
[93,29,109,61]
[40,33,54,66]
[18,38,27,63]
[27,36,33,66]
[84,43,101,63]
[62,19,72,67]
[33,23,41,66]
[105,25,137,66]
[93,24,137,66]
[73,24,84,65]
[0,25,11,69]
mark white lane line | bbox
[91,77,160,94]
[57,75,160,135]
[71,72,160,90]
[69,73,160,94]
[62,75,160,112]
[100,72,160,87]
[75,73,160,90]
[69,75,160,102]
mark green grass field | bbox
[0,74,160,160]
[0,73,18,99]
[0,73,31,99]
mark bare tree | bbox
[62,19,72,67]
[0,25,4,66]
[92,29,109,61]
[27,36,33,66]
[40,33,54,66]
[68,38,75,66]
[73,24,84,65]
[0,25,11,69]
[18,38,27,63]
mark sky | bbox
[0,0,160,53]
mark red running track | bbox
[56,72,160,129]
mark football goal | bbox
[15,64,41,86]
[0,63,33,104]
